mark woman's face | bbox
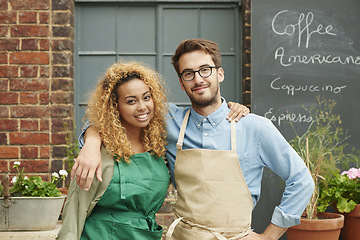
[116,78,154,132]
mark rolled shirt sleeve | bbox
[257,118,315,228]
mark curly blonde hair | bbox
[86,61,168,162]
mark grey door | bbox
[74,1,242,136]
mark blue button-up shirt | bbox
[79,99,314,229]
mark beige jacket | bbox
[56,147,114,240]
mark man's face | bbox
[178,50,224,108]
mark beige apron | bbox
[167,110,253,240]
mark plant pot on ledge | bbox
[340,204,360,240]
[286,212,344,240]
[0,195,66,231]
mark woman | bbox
[57,61,170,240]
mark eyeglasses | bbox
[180,66,220,81]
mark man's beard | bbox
[186,84,220,108]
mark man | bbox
[73,39,314,240]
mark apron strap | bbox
[166,214,251,240]
[176,109,237,152]
[230,120,236,152]
[176,109,191,150]
[114,159,126,199]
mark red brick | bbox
[0,12,16,24]
[20,66,38,77]
[11,25,49,37]
[40,119,49,130]
[19,11,37,23]
[10,51,49,64]
[0,119,18,131]
[10,78,49,91]
[52,26,73,38]
[0,26,7,36]
[20,92,38,104]
[9,132,49,145]
[51,39,73,51]
[0,65,18,78]
[0,133,6,144]
[39,12,49,24]
[39,146,49,158]
[20,119,38,131]
[39,92,49,104]
[52,132,66,144]
[0,92,18,104]
[0,79,7,90]
[0,106,8,117]
[51,79,73,91]
[0,0,8,10]
[21,39,38,50]
[51,92,73,104]
[39,66,49,77]
[11,0,50,10]
[53,0,74,11]
[0,39,20,51]
[51,118,67,132]
[21,146,38,159]
[10,106,49,118]
[0,160,8,172]
[52,12,72,25]
[39,39,49,50]
[10,160,49,173]
[0,52,7,64]
[51,105,72,118]
[52,65,73,78]
[0,146,19,159]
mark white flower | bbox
[52,172,60,178]
[24,176,28,180]
[59,170,68,177]
[14,161,21,166]
[11,176,17,183]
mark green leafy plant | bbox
[288,96,357,219]
[6,161,68,197]
[64,121,79,175]
[318,168,360,213]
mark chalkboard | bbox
[250,0,360,237]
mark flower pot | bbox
[340,204,360,240]
[287,212,344,240]
[0,196,66,231]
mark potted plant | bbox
[0,161,67,231]
[286,97,357,240]
[318,167,360,240]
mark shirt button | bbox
[204,118,207,122]
[197,124,200,127]
[204,133,208,136]
[212,123,216,126]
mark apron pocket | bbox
[111,221,163,240]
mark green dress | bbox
[80,152,169,240]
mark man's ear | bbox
[218,68,225,83]
[178,78,186,91]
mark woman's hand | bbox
[227,102,250,122]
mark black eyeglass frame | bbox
[180,66,220,81]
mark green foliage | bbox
[288,96,358,219]
[6,162,67,198]
[0,181,3,197]
[64,121,79,175]
[11,176,62,197]
[318,170,360,213]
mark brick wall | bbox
[0,0,74,185]
[242,0,251,108]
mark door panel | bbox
[75,2,242,135]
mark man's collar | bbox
[190,98,228,129]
